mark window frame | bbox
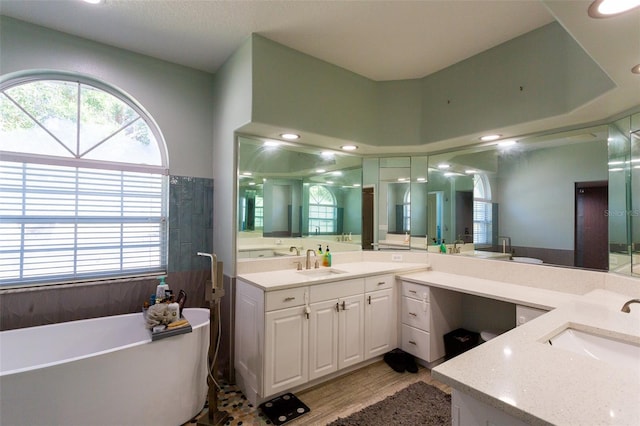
[0,71,169,288]
[307,184,337,234]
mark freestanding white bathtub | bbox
[0,307,209,426]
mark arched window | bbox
[0,72,168,287]
[308,185,337,234]
[473,174,492,245]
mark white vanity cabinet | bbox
[364,274,396,360]
[400,281,462,363]
[309,278,365,380]
[235,273,400,405]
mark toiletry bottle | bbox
[440,240,447,254]
[324,245,331,267]
[318,244,323,255]
[156,276,169,301]
[167,300,180,323]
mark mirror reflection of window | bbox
[403,187,411,233]
[473,174,492,246]
[308,185,337,234]
[255,194,264,229]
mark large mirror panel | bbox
[237,135,362,258]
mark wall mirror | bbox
[422,123,638,273]
[237,135,362,258]
[375,157,411,249]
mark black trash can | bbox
[443,328,480,360]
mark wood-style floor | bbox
[190,360,451,425]
[288,360,451,425]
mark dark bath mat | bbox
[327,381,451,426]
[259,392,310,425]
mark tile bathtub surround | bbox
[0,270,209,331]
[169,175,214,273]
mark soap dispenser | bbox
[323,245,331,267]
[155,276,169,302]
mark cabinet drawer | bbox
[401,324,430,361]
[265,287,307,311]
[402,281,429,301]
[401,296,430,332]
[364,274,394,292]
[310,278,364,303]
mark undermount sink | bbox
[548,327,640,372]
[297,268,347,277]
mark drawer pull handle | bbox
[409,312,417,317]
[336,302,340,312]
[409,290,417,294]
[408,340,417,345]
[368,295,371,304]
[284,297,295,301]
[341,301,346,310]
[377,281,385,286]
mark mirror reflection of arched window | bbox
[308,185,336,234]
[403,187,411,233]
[473,174,493,245]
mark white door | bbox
[309,299,339,380]
[364,288,395,359]
[264,306,308,396]
[338,294,365,369]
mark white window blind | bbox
[0,161,167,286]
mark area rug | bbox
[327,381,451,426]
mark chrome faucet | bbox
[620,299,640,313]
[453,237,465,254]
[289,246,300,256]
[305,249,318,269]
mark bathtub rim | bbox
[0,307,209,377]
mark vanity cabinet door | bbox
[338,293,365,369]
[309,299,339,380]
[264,306,308,397]
[364,288,396,360]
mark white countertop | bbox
[236,261,428,291]
[431,289,640,425]
[397,270,582,310]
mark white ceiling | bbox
[1,0,639,147]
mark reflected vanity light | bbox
[497,140,517,148]
[331,171,343,176]
[465,169,478,174]
[321,151,334,158]
[341,145,358,151]
[588,0,640,18]
[437,163,450,169]
[241,172,252,176]
[608,160,625,165]
[263,140,280,147]
[316,169,326,173]
[353,183,361,187]
[609,167,624,172]
[83,0,104,4]
[280,133,299,140]
[416,177,426,182]
[480,134,502,142]
[248,182,255,186]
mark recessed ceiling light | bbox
[83,0,104,4]
[280,133,299,140]
[480,134,502,142]
[437,164,450,169]
[588,0,640,18]
[341,145,358,151]
[632,64,640,74]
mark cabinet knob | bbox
[284,297,295,302]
